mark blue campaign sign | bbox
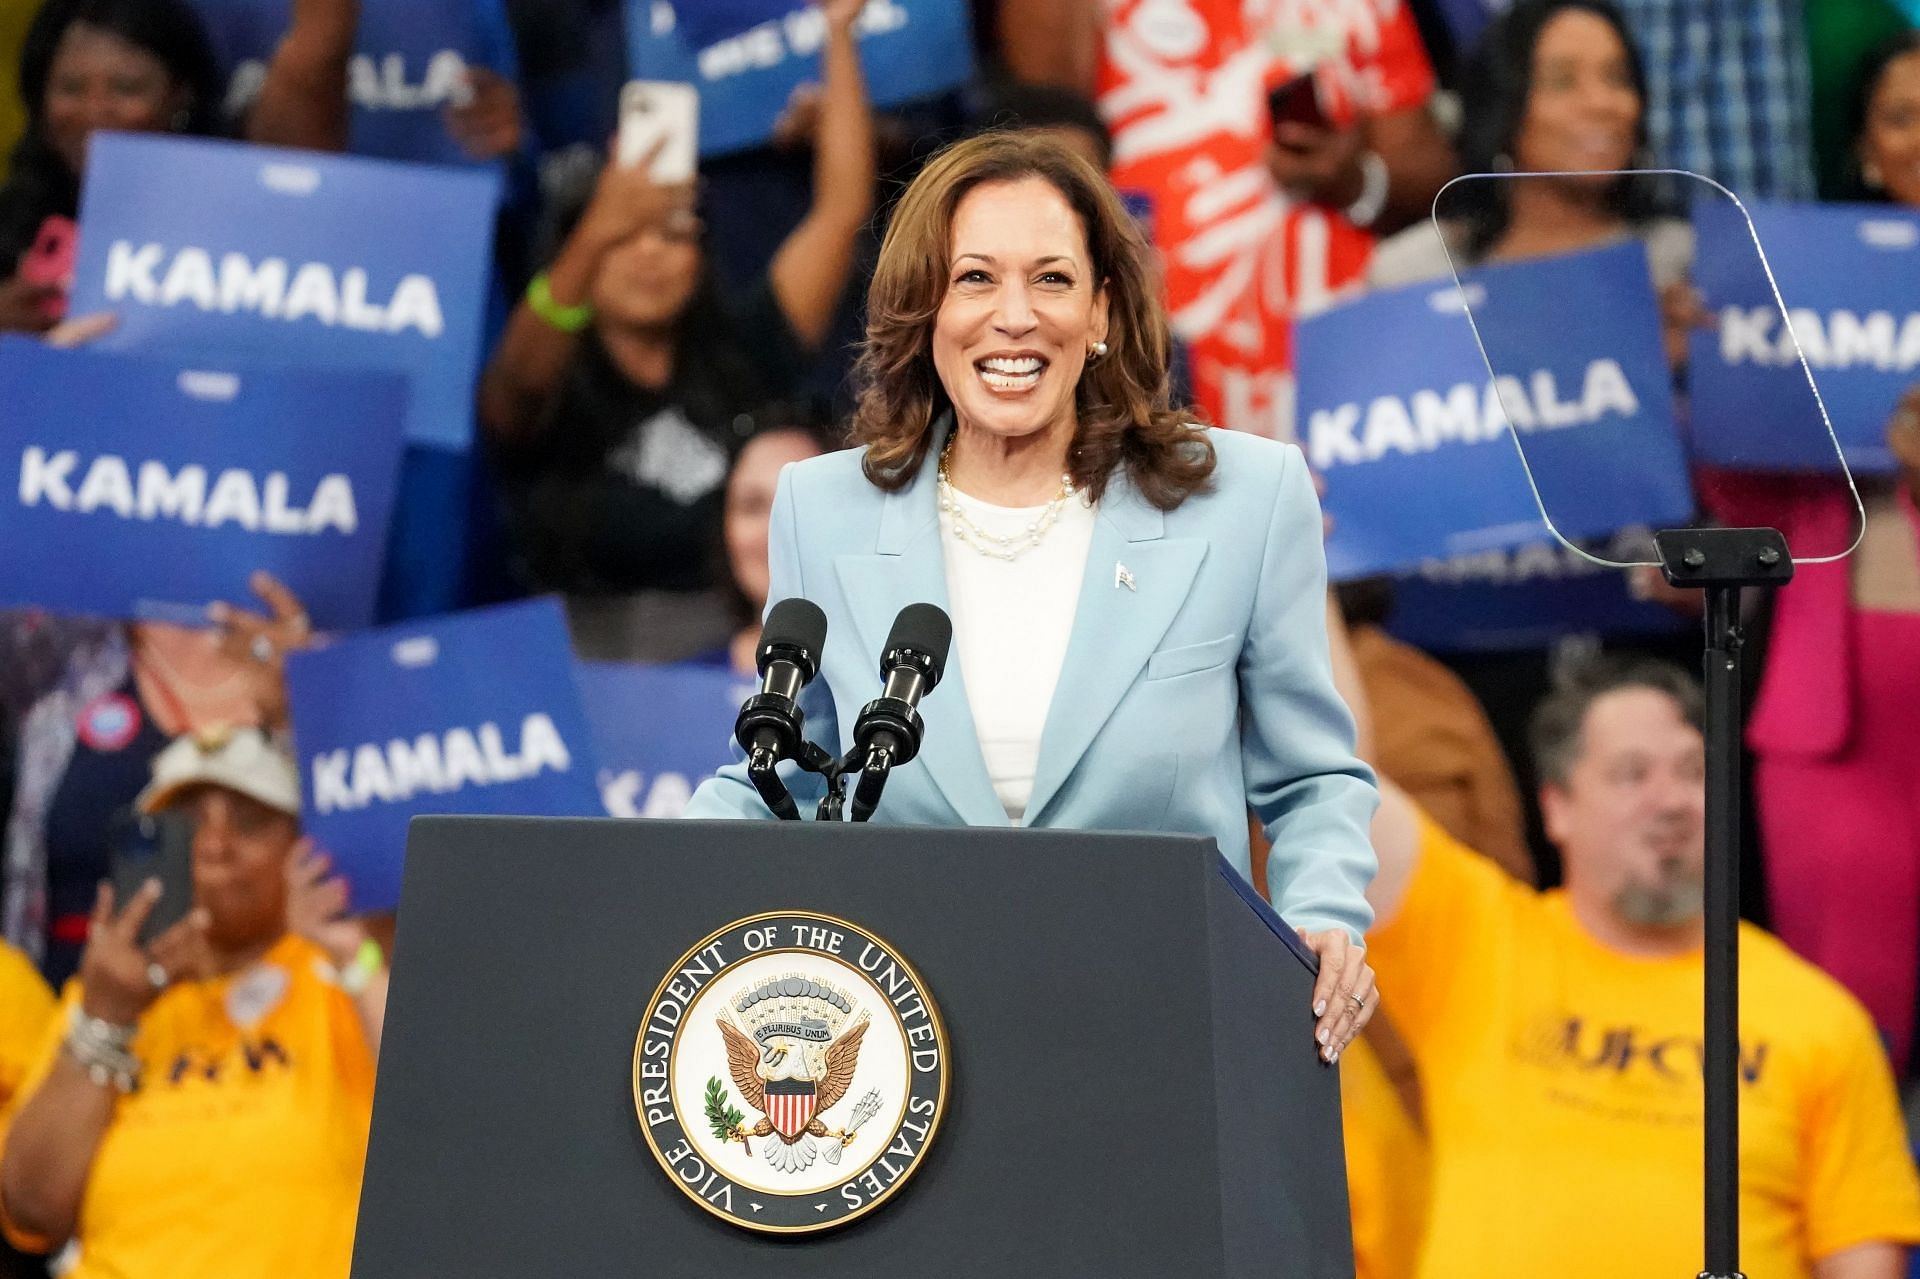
[627,0,974,156]
[0,341,404,628]
[285,598,605,911]
[1690,199,1920,474]
[188,0,519,167]
[1296,241,1695,580]
[1385,529,1688,653]
[69,133,498,451]
[575,659,752,818]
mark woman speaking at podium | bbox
[687,132,1380,1061]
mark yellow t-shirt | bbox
[1341,1029,1430,1279]
[1370,815,1920,1279]
[0,2,38,173]
[0,941,55,1121]
[2,935,373,1278]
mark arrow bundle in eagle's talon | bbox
[824,1089,884,1166]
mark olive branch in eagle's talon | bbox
[704,1077,752,1155]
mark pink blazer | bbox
[1700,471,1920,759]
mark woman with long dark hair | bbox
[0,0,354,334]
[687,130,1382,1063]
[1367,0,1685,291]
[478,0,874,663]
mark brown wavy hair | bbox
[850,131,1214,510]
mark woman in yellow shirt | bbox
[0,728,387,1279]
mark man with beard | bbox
[1357,654,1920,1278]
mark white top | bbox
[937,486,1098,823]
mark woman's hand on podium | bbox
[1297,927,1377,1064]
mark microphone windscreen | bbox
[760,598,828,675]
[884,602,953,686]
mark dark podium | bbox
[350,818,1354,1278]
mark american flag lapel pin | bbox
[1115,561,1136,591]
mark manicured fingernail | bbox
[1317,1027,1331,1046]
[1322,1044,1334,1062]
[1314,1000,1327,1017]
[1330,1048,1341,1064]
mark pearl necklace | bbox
[936,447,1077,562]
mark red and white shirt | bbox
[1097,0,1436,439]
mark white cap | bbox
[136,727,301,818]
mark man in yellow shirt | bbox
[1363,655,1920,1278]
[0,729,386,1279]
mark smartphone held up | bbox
[617,81,699,183]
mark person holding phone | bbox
[0,728,385,1279]
[0,0,357,334]
[1,572,316,991]
[479,0,875,663]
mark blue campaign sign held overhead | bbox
[627,0,974,156]
[1690,199,1920,474]
[285,598,605,912]
[69,133,498,451]
[1385,528,1688,653]
[188,0,519,167]
[575,659,752,818]
[0,341,404,628]
[1296,241,1694,580]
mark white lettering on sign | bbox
[17,448,357,534]
[1411,526,1658,585]
[227,51,473,116]
[694,0,909,82]
[1719,306,1920,373]
[104,241,445,338]
[310,713,574,814]
[1306,359,1642,470]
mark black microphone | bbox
[734,598,828,819]
[850,603,952,822]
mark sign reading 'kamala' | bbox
[1690,199,1920,474]
[0,341,404,626]
[1295,241,1694,580]
[70,134,499,451]
[285,598,604,911]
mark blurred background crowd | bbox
[0,0,1918,1275]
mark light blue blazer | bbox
[685,426,1379,941]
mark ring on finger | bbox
[1347,991,1367,1011]
[146,961,169,991]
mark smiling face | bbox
[42,22,190,177]
[1861,49,1920,207]
[1512,8,1642,176]
[1542,687,1707,931]
[930,176,1109,453]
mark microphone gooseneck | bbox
[851,604,953,822]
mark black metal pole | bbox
[1654,526,1789,1279]
[1699,582,1744,1279]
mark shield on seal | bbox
[764,1076,818,1141]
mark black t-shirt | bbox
[494,277,809,595]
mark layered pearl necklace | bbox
[937,444,1077,562]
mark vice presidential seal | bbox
[633,911,949,1233]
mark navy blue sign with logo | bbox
[575,659,750,818]
[1690,199,1920,474]
[627,0,974,156]
[1296,241,1695,579]
[0,341,404,627]
[69,133,498,451]
[285,598,604,910]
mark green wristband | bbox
[527,272,595,333]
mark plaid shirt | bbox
[1617,0,1816,201]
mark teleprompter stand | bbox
[1653,525,1794,1279]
